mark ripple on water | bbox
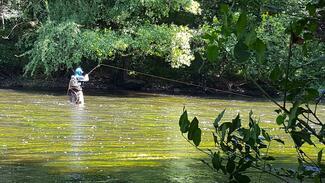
[0,89,324,182]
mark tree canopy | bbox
[2,0,203,75]
[0,0,324,87]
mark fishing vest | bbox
[69,75,82,91]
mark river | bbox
[0,89,323,182]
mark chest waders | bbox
[68,76,84,104]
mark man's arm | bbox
[84,74,89,81]
[76,74,89,82]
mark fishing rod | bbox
[84,63,253,98]
[87,64,101,75]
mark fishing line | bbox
[86,63,253,98]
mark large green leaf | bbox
[188,117,199,140]
[291,132,304,147]
[300,132,315,146]
[214,109,226,129]
[212,152,222,171]
[252,38,266,63]
[193,128,202,146]
[213,132,218,144]
[230,113,241,134]
[179,110,190,133]
[262,129,271,142]
[288,102,300,129]
[252,38,266,54]
[236,12,247,37]
[207,45,219,62]
[291,131,315,147]
[244,30,257,47]
[219,122,232,142]
[234,41,251,63]
[270,66,282,82]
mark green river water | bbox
[0,89,324,183]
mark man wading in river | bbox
[68,67,89,105]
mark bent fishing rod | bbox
[87,65,101,75]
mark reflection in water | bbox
[69,106,87,171]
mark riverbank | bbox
[0,77,277,99]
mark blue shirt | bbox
[75,74,85,81]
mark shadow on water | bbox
[0,157,302,183]
[0,159,226,183]
[1,88,286,103]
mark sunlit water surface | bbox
[0,89,324,182]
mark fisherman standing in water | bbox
[68,67,89,105]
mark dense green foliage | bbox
[1,0,324,89]
[180,109,288,182]
[2,0,201,76]
[0,0,324,182]
[177,0,325,182]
